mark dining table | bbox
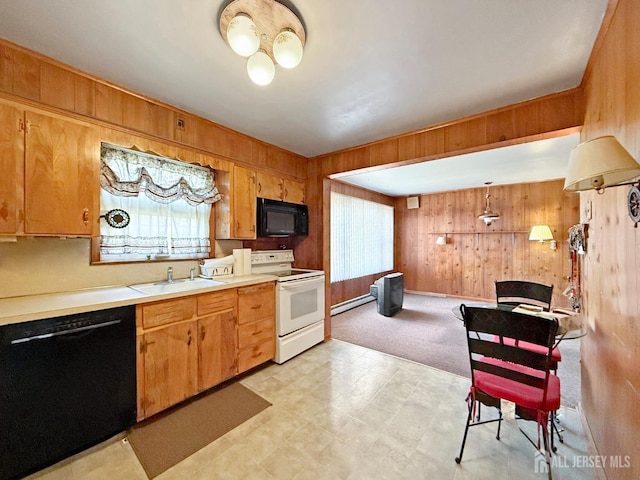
[451,302,587,343]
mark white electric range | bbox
[251,250,325,363]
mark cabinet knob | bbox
[82,208,89,225]
[251,304,262,310]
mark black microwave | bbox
[256,197,308,237]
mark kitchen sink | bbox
[128,277,226,295]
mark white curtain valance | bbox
[100,143,222,206]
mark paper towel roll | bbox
[233,248,252,276]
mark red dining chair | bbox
[495,280,562,366]
[455,305,560,480]
[495,280,564,442]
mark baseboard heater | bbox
[330,294,375,316]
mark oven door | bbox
[277,275,325,336]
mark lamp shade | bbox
[529,225,554,242]
[273,29,303,69]
[247,50,275,85]
[564,136,640,191]
[436,235,447,245]
[227,13,260,57]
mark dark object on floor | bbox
[370,272,404,316]
[127,382,271,478]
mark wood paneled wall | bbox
[0,39,307,180]
[580,0,640,478]
[300,89,585,336]
[395,180,579,308]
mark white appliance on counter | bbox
[251,250,325,364]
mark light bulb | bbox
[247,50,275,85]
[227,13,259,57]
[273,29,303,69]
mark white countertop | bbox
[0,274,276,326]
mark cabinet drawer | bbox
[140,297,197,329]
[237,283,275,324]
[238,339,274,373]
[197,289,237,316]
[239,318,274,348]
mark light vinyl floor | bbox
[28,339,595,480]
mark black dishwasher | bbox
[0,305,136,480]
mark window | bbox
[330,192,394,282]
[99,143,221,262]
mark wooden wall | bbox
[300,90,585,335]
[0,39,307,180]
[580,0,640,478]
[395,180,578,308]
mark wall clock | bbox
[628,185,640,227]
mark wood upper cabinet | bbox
[24,110,98,235]
[256,171,305,204]
[216,165,256,239]
[197,290,238,391]
[0,100,24,234]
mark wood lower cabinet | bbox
[136,283,274,420]
[138,321,198,418]
[238,282,275,373]
[197,290,238,391]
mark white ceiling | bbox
[0,0,607,194]
[338,133,581,196]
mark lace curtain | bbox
[99,143,221,258]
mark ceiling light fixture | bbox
[478,182,500,226]
[220,0,305,86]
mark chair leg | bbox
[455,399,474,464]
[552,411,564,444]
[541,418,553,480]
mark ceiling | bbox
[338,133,581,196]
[0,0,607,194]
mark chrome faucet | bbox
[167,266,174,283]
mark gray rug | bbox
[331,293,581,408]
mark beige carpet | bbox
[127,382,271,478]
[331,293,581,408]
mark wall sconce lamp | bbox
[436,235,447,245]
[564,136,640,226]
[478,181,500,226]
[529,225,556,250]
[564,136,640,192]
[219,0,305,86]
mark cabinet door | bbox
[139,321,198,419]
[256,171,283,201]
[283,179,305,204]
[232,165,256,239]
[198,309,238,391]
[24,110,98,235]
[0,101,25,234]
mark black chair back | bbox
[461,305,558,394]
[495,280,553,311]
